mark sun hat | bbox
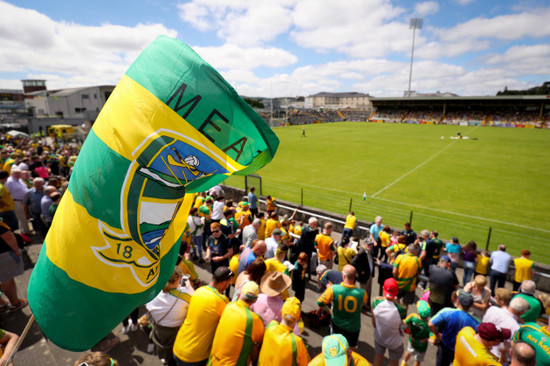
[260,271,292,297]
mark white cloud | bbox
[435,8,550,42]
[0,1,178,89]
[177,0,295,46]
[193,44,298,70]
[178,0,410,57]
[290,0,408,57]
[0,1,548,99]
[414,1,439,16]
[455,0,475,5]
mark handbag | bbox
[149,296,179,350]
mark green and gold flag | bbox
[27,35,278,351]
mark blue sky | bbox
[1,0,549,97]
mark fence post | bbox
[486,226,492,251]
[244,176,248,193]
[349,198,353,213]
[409,210,413,226]
[301,188,304,207]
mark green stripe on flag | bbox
[126,36,278,167]
[69,129,130,229]
[28,238,181,351]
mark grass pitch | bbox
[224,122,550,264]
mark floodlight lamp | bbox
[409,18,423,30]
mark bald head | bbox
[510,342,536,366]
[252,218,262,229]
[44,185,57,196]
[342,265,356,284]
[252,240,267,257]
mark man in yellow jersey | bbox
[310,334,371,366]
[393,244,422,311]
[235,202,253,230]
[512,250,534,292]
[258,297,309,365]
[453,322,510,366]
[173,267,233,366]
[208,281,264,366]
[0,170,18,231]
[193,192,206,209]
[265,212,281,239]
[342,211,356,240]
[316,222,336,269]
[475,250,491,277]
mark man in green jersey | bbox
[402,300,431,366]
[512,317,550,366]
[317,264,366,347]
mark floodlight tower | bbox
[407,18,423,97]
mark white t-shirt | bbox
[146,286,193,327]
[211,200,225,221]
[264,237,279,259]
[372,299,404,349]
[482,306,520,360]
[187,215,204,237]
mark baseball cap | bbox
[212,267,234,282]
[416,300,431,318]
[282,297,302,322]
[322,334,349,366]
[383,278,399,300]
[478,322,511,342]
[457,290,474,308]
[272,228,284,237]
[241,281,260,301]
[440,255,451,263]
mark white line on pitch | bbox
[371,125,482,198]
[371,139,457,198]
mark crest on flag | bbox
[93,129,231,287]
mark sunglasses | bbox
[212,230,221,233]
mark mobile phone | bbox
[180,274,190,286]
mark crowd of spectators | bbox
[0,131,81,364]
[370,107,548,128]
[78,193,549,366]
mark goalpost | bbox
[244,174,263,195]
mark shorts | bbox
[407,342,426,362]
[397,289,416,304]
[332,323,360,347]
[374,339,404,361]
[0,251,24,282]
[319,259,333,270]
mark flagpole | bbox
[8,313,36,364]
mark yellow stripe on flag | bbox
[46,190,194,293]
[92,75,245,173]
